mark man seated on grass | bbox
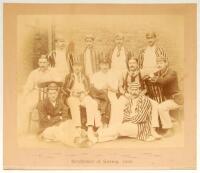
[119,56,162,139]
[96,82,157,142]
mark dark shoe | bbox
[163,129,174,137]
[79,140,93,148]
[74,137,85,145]
[151,128,162,139]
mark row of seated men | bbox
[21,51,183,147]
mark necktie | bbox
[117,47,121,57]
[78,74,81,83]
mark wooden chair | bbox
[28,82,63,133]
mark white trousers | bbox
[149,98,160,128]
[108,94,159,128]
[41,120,76,146]
[108,92,126,127]
[158,99,179,129]
[98,122,138,142]
[67,95,101,127]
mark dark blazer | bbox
[62,73,90,97]
[37,97,70,133]
[155,68,179,99]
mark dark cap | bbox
[37,81,63,90]
[146,32,157,38]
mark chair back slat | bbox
[38,83,63,102]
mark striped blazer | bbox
[82,47,100,74]
[138,46,167,69]
[48,50,73,73]
[123,93,152,140]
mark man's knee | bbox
[150,98,159,106]
[68,97,79,106]
[42,126,56,139]
[84,96,98,108]
[158,102,169,113]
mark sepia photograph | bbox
[3,3,197,169]
[17,14,185,148]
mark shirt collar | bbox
[48,98,58,107]
[128,69,139,76]
[160,67,169,77]
[115,46,124,51]
[38,67,50,73]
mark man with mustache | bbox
[97,82,156,142]
[20,55,60,134]
[119,56,161,139]
[119,57,144,95]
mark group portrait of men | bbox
[20,31,183,147]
